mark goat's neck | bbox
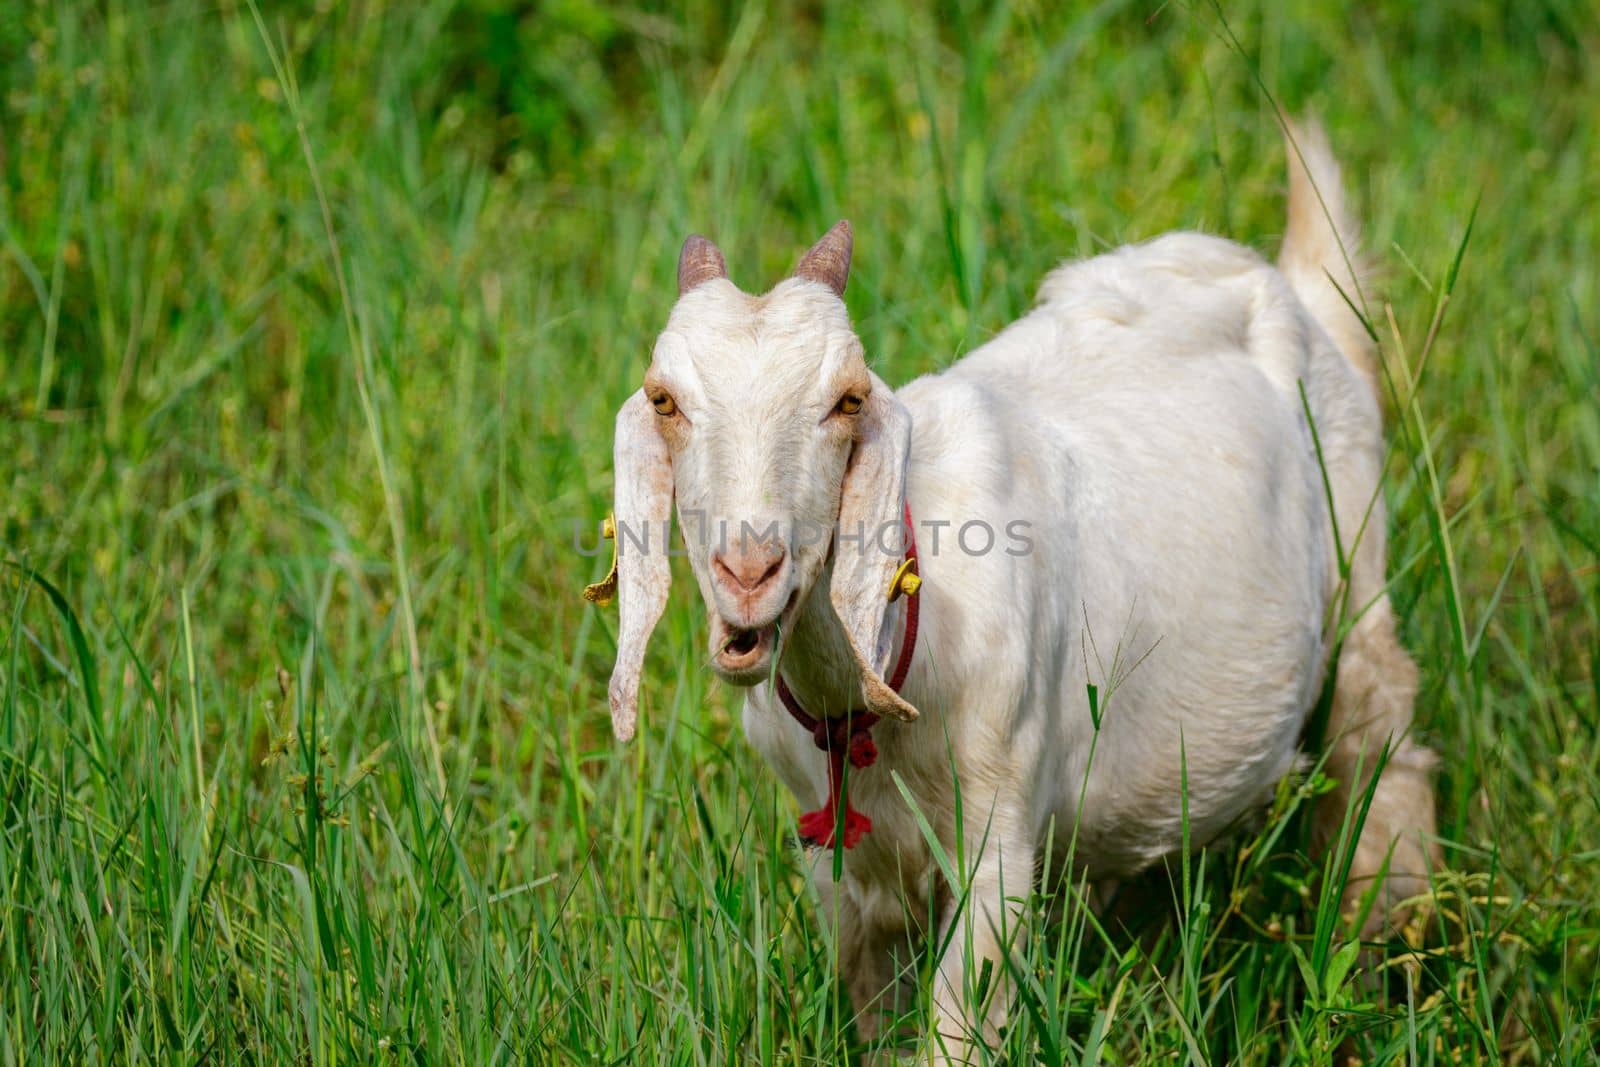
[778,560,906,719]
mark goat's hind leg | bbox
[1313,598,1439,937]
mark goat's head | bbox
[602,221,916,741]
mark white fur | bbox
[603,121,1437,1060]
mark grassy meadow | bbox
[2,0,1597,1061]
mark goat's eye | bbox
[651,392,677,416]
[836,394,864,416]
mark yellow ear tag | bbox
[582,515,619,605]
[886,558,922,602]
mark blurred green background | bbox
[1,0,1596,1062]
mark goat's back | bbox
[893,231,1380,872]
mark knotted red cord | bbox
[776,502,920,850]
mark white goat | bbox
[594,120,1438,1058]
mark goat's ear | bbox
[829,371,918,722]
[606,389,674,742]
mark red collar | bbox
[775,501,920,850]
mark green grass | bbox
[2,0,1597,1062]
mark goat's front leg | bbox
[927,815,1033,1063]
[811,865,921,1051]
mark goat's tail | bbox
[1277,116,1380,399]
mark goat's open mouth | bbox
[726,628,762,656]
[710,591,798,682]
[713,623,776,679]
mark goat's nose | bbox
[712,542,787,594]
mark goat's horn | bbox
[794,220,852,296]
[678,235,727,295]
